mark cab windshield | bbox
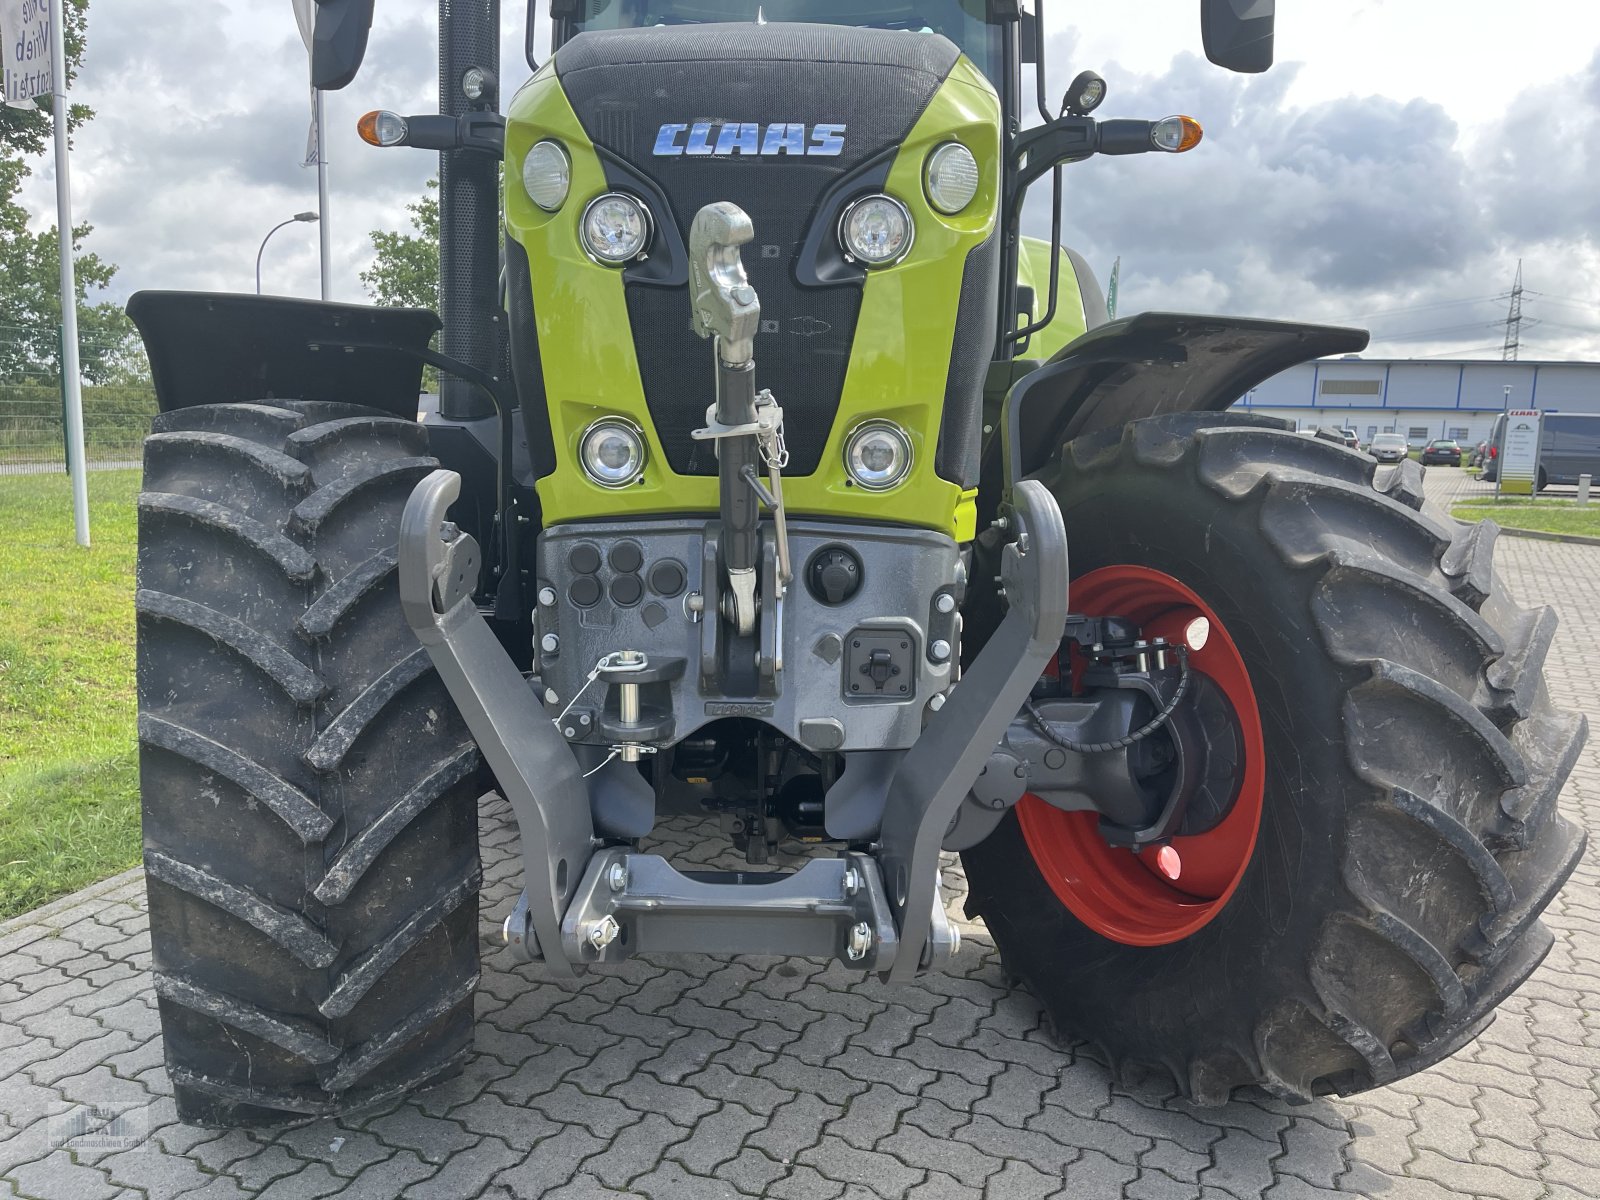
[567,0,1005,86]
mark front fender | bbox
[991,312,1368,493]
[127,291,439,421]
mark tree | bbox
[361,180,440,309]
[0,159,138,386]
[0,1,142,387]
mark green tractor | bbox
[128,0,1585,1126]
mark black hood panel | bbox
[555,24,959,475]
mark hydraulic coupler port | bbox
[807,546,863,605]
[843,630,915,700]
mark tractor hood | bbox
[552,23,962,477]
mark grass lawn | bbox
[0,470,141,919]
[1451,497,1600,538]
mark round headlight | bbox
[580,419,646,488]
[581,193,651,264]
[839,195,913,266]
[924,143,979,214]
[522,141,571,212]
[461,66,497,104]
[844,420,913,491]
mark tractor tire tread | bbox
[319,868,481,1020]
[138,399,482,1127]
[144,850,340,969]
[288,456,438,535]
[303,647,431,772]
[314,746,482,905]
[144,430,312,493]
[296,548,399,641]
[138,491,318,582]
[139,714,333,843]
[964,412,1584,1105]
[135,589,327,705]
[154,973,342,1066]
[1441,519,1499,610]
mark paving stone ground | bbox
[3,466,1597,1199]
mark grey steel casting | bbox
[876,479,1069,981]
[688,201,761,367]
[558,849,910,971]
[400,468,595,977]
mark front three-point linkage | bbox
[686,203,793,651]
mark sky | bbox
[21,1,1600,362]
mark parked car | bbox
[1421,438,1463,466]
[1339,428,1359,449]
[1369,432,1409,463]
[1480,412,1600,488]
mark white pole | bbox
[50,0,88,547]
[315,88,331,300]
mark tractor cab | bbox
[552,0,1011,87]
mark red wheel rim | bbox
[1017,565,1266,946]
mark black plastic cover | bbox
[937,224,1001,489]
[505,240,559,478]
[127,291,439,420]
[994,312,1370,487]
[1201,0,1276,74]
[307,0,375,91]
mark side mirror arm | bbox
[383,112,506,157]
[1007,117,1098,216]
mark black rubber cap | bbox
[611,574,644,606]
[569,576,602,607]
[609,542,644,573]
[807,547,863,606]
[569,543,602,575]
[649,559,686,597]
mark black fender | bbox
[987,312,1369,502]
[127,291,439,421]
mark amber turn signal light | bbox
[357,110,409,148]
[1151,115,1204,153]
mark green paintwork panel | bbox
[1015,237,1089,361]
[504,66,665,525]
[502,56,1001,542]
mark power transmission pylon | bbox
[1502,260,1525,361]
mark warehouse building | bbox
[1233,357,1600,447]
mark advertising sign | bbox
[1498,409,1542,497]
[1,0,53,107]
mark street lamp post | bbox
[255,212,321,295]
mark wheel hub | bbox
[1017,565,1267,946]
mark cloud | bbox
[1024,32,1600,360]
[21,1,449,303]
[18,4,1600,362]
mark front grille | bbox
[556,23,959,476]
[620,173,864,476]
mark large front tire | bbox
[963,413,1586,1103]
[137,401,484,1126]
